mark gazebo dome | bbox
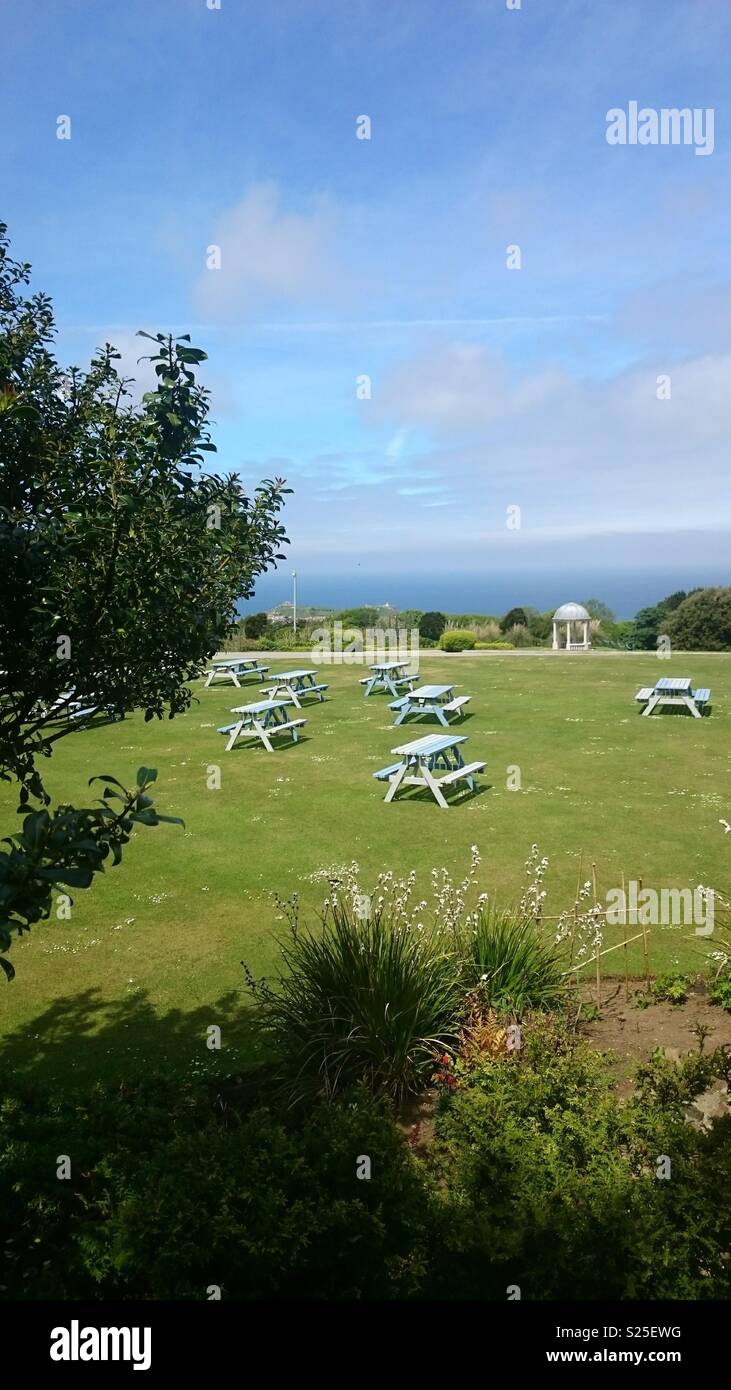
[553,602,590,622]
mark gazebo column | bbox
[566,620,571,648]
[583,620,589,648]
[552,621,559,650]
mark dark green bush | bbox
[243,611,269,639]
[418,611,446,641]
[426,1019,731,1299]
[0,1077,430,1300]
[3,1024,730,1300]
[499,606,527,633]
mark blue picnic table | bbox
[205,657,269,688]
[264,669,329,708]
[635,677,711,719]
[360,660,419,698]
[217,699,305,752]
[390,683,472,726]
[372,732,485,808]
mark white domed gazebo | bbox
[552,602,591,651]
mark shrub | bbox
[464,907,567,1015]
[439,629,476,651]
[0,1077,431,1299]
[425,1018,731,1299]
[709,974,731,1011]
[244,897,462,1101]
[650,972,693,1004]
[3,1018,731,1300]
[474,640,513,650]
[243,611,269,639]
[593,618,634,649]
[505,622,533,648]
[418,611,446,641]
[337,607,382,628]
[256,623,313,650]
[499,606,527,632]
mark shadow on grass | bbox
[383,783,492,807]
[0,984,261,1094]
[226,733,313,755]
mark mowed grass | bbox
[1,652,729,1087]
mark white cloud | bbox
[371,340,731,534]
[193,182,346,319]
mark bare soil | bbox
[396,982,731,1146]
[579,978,731,1093]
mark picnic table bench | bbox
[43,689,122,725]
[360,660,419,698]
[263,669,328,708]
[217,699,305,752]
[636,677,711,719]
[373,732,485,808]
[389,683,471,726]
[205,658,269,688]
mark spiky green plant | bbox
[465,905,567,1017]
[244,898,462,1102]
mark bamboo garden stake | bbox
[592,861,601,1008]
[622,869,629,1002]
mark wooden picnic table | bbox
[264,669,328,709]
[217,699,305,752]
[373,732,485,809]
[636,677,711,719]
[205,657,269,688]
[390,683,472,726]
[360,660,418,698]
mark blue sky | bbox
[2,0,730,613]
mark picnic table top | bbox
[370,660,409,672]
[269,669,317,681]
[392,732,467,758]
[230,699,291,716]
[406,684,454,700]
[655,677,692,692]
[211,657,262,668]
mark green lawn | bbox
[1,652,729,1087]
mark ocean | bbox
[237,568,728,622]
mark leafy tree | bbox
[594,618,634,649]
[582,597,615,624]
[243,611,269,639]
[499,606,527,633]
[527,611,552,641]
[0,223,290,976]
[664,587,731,652]
[337,607,381,629]
[657,589,687,614]
[397,609,423,630]
[418,611,446,641]
[630,605,664,651]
